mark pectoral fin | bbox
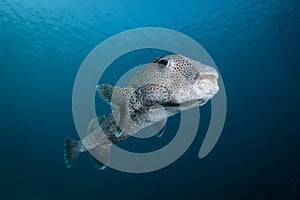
[156,125,166,137]
[87,116,106,134]
[96,84,126,107]
[153,119,167,138]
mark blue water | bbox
[1,0,300,199]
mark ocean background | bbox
[1,0,300,199]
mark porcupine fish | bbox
[64,54,219,170]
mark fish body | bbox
[64,54,219,170]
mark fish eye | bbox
[157,58,169,68]
[152,56,170,68]
[158,59,168,65]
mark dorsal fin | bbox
[96,84,125,107]
[87,116,106,134]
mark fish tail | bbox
[64,137,82,168]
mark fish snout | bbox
[199,67,219,95]
[201,73,218,82]
[200,67,218,82]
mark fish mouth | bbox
[207,84,219,95]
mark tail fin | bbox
[64,138,81,168]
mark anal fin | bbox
[89,145,110,170]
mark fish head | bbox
[163,54,219,105]
[129,54,219,109]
